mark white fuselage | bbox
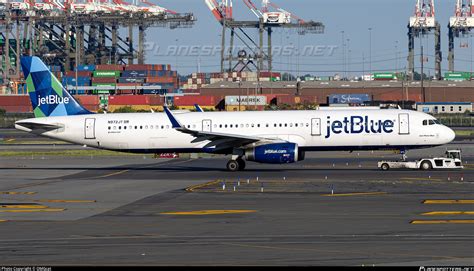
[15,109,455,154]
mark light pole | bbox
[346,38,350,79]
[395,40,399,73]
[368,27,372,79]
[341,30,345,79]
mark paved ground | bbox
[0,144,473,266]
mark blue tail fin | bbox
[21,56,92,118]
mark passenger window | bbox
[166,125,169,129]
[113,126,117,130]
[108,127,111,130]
[161,126,164,129]
[284,124,288,127]
[306,123,309,127]
[459,106,462,112]
[279,124,282,127]
[219,124,223,128]
[257,124,261,128]
[251,124,255,128]
[274,124,277,127]
[145,125,148,129]
[295,123,298,127]
[134,126,137,129]
[442,106,445,111]
[230,124,233,128]
[450,106,454,112]
[225,125,228,128]
[246,124,249,128]
[124,126,127,130]
[266,124,269,128]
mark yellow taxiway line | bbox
[322,192,387,197]
[0,208,65,213]
[186,180,222,192]
[0,220,7,222]
[422,211,474,216]
[161,210,257,216]
[411,220,474,224]
[33,200,96,203]
[401,177,442,181]
[0,205,48,209]
[423,200,474,204]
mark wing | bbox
[163,107,285,152]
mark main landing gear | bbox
[227,158,246,172]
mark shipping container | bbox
[444,72,471,81]
[77,64,96,72]
[96,64,124,71]
[65,71,92,77]
[225,96,267,106]
[328,94,371,104]
[373,72,397,80]
[118,77,146,84]
[146,77,176,84]
[174,95,221,106]
[93,71,121,78]
[108,95,150,105]
[92,77,118,84]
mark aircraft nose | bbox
[445,127,456,143]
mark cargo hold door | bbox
[398,113,410,135]
[84,118,96,139]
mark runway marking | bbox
[411,220,474,224]
[421,211,474,216]
[0,208,65,213]
[400,177,442,181]
[161,210,257,216]
[90,169,131,179]
[33,200,95,203]
[423,200,474,204]
[0,205,48,209]
[186,180,222,192]
[322,192,387,197]
[0,192,37,195]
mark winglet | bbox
[163,106,183,129]
[194,104,204,112]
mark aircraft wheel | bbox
[237,159,246,171]
[227,160,240,172]
[381,163,390,171]
[420,161,432,170]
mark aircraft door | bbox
[398,113,410,135]
[202,119,212,132]
[311,118,321,136]
[84,118,96,139]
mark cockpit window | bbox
[424,119,441,126]
[428,120,436,125]
[423,120,428,126]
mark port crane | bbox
[407,0,442,80]
[448,0,474,72]
[204,0,324,74]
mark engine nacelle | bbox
[245,143,304,164]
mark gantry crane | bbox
[407,0,442,80]
[205,0,324,73]
[448,0,474,71]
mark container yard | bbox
[1,0,474,268]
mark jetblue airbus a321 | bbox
[15,57,455,171]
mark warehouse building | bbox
[416,102,473,114]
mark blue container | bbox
[77,65,96,72]
[328,94,371,104]
[118,77,146,83]
[143,89,168,95]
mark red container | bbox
[109,95,150,105]
[65,71,91,77]
[146,77,176,84]
[148,96,164,105]
[124,64,152,71]
[96,64,124,71]
[276,95,297,105]
[174,95,222,106]
[2,105,32,113]
[0,95,31,106]
[75,95,99,106]
[92,77,117,84]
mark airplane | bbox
[15,56,456,171]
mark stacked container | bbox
[182,71,282,90]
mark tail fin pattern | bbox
[21,56,91,118]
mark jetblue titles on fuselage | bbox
[325,115,395,139]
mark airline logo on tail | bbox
[20,56,91,118]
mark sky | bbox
[143,0,474,77]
